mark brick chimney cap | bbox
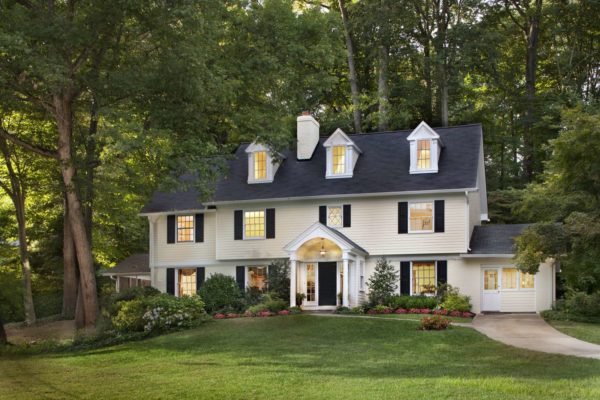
[301,111,310,116]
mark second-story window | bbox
[332,145,346,174]
[409,202,433,232]
[177,215,194,242]
[244,210,265,239]
[327,206,343,227]
[417,140,431,169]
[254,151,267,180]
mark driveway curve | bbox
[473,314,600,360]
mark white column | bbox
[148,215,158,288]
[290,257,297,307]
[342,254,350,307]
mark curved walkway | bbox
[473,314,600,360]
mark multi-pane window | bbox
[359,261,365,290]
[254,151,267,180]
[327,206,343,227]
[412,262,436,295]
[306,264,316,302]
[484,269,498,290]
[417,140,431,169]
[178,269,196,296]
[244,210,265,238]
[502,268,518,289]
[332,146,346,174]
[177,215,194,242]
[409,202,433,232]
[521,272,535,289]
[248,266,267,291]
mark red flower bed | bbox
[395,308,407,314]
[278,310,290,316]
[449,310,462,317]
[213,313,225,319]
[462,311,475,318]
[433,309,449,315]
[382,308,393,314]
[367,309,377,315]
[226,313,239,319]
[256,311,273,317]
[419,308,432,314]
[408,308,421,314]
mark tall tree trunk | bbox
[54,93,99,328]
[82,98,98,243]
[439,70,449,127]
[338,0,362,133]
[62,197,78,319]
[0,139,36,325]
[423,41,434,123]
[523,10,540,182]
[377,44,389,131]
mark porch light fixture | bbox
[319,238,327,257]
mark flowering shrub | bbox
[441,293,472,312]
[214,313,226,319]
[449,310,463,317]
[112,294,206,333]
[372,305,392,314]
[395,308,407,314]
[256,311,273,317]
[462,311,475,318]
[433,309,449,315]
[419,308,432,314]
[408,308,420,314]
[278,310,290,316]
[420,315,451,330]
[226,313,240,319]
[367,309,377,315]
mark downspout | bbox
[465,191,471,252]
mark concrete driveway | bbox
[473,313,600,360]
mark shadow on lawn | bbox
[131,315,600,381]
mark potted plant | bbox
[296,292,306,308]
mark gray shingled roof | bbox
[469,224,531,255]
[142,124,482,212]
[101,253,150,276]
[321,224,368,255]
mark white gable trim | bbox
[406,121,441,142]
[283,221,366,255]
[323,128,363,153]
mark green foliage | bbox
[487,189,527,224]
[367,258,398,305]
[295,292,306,307]
[420,315,451,331]
[386,295,438,310]
[247,299,288,314]
[441,294,472,312]
[266,259,290,301]
[548,291,600,321]
[112,294,206,333]
[198,274,241,314]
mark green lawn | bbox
[548,320,600,345]
[1,315,600,399]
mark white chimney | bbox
[296,112,319,160]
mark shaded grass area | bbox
[548,320,600,345]
[1,315,599,399]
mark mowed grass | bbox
[1,315,600,400]
[548,320,600,345]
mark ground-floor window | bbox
[502,267,535,290]
[248,266,267,291]
[178,268,197,296]
[306,264,316,302]
[521,272,535,289]
[412,262,436,295]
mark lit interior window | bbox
[412,262,436,295]
[244,210,265,238]
[521,272,535,289]
[248,266,267,291]
[502,268,518,289]
[254,151,267,180]
[178,269,196,296]
[417,140,431,169]
[306,264,316,302]
[327,206,343,227]
[177,215,194,242]
[332,146,346,174]
[409,202,433,231]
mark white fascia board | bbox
[460,253,514,258]
[138,209,215,217]
[323,128,363,153]
[206,187,478,206]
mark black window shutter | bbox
[398,202,408,234]
[266,208,275,239]
[236,266,245,291]
[343,204,351,227]
[234,210,243,240]
[166,268,175,295]
[196,267,205,291]
[434,200,445,233]
[167,215,175,243]
[437,261,447,285]
[319,205,327,224]
[400,262,411,295]
[195,214,204,242]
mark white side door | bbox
[481,268,501,311]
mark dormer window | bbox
[324,128,362,179]
[254,151,267,180]
[245,141,283,184]
[407,121,443,174]
[332,146,346,175]
[417,140,431,169]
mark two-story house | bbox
[134,114,555,314]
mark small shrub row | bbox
[386,295,438,310]
[214,306,301,319]
[335,305,475,318]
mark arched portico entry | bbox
[284,222,368,310]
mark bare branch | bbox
[0,124,58,160]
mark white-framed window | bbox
[332,145,346,175]
[244,210,265,239]
[306,264,316,302]
[177,268,197,297]
[502,268,518,290]
[412,262,436,295]
[409,202,434,232]
[327,205,343,227]
[521,272,535,289]
[253,151,267,180]
[417,140,431,170]
[247,266,268,291]
[177,215,194,242]
[359,260,365,291]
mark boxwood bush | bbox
[386,295,438,310]
[198,273,241,313]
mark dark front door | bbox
[318,262,337,306]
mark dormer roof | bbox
[323,128,363,153]
[406,121,444,146]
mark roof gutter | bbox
[460,253,514,258]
